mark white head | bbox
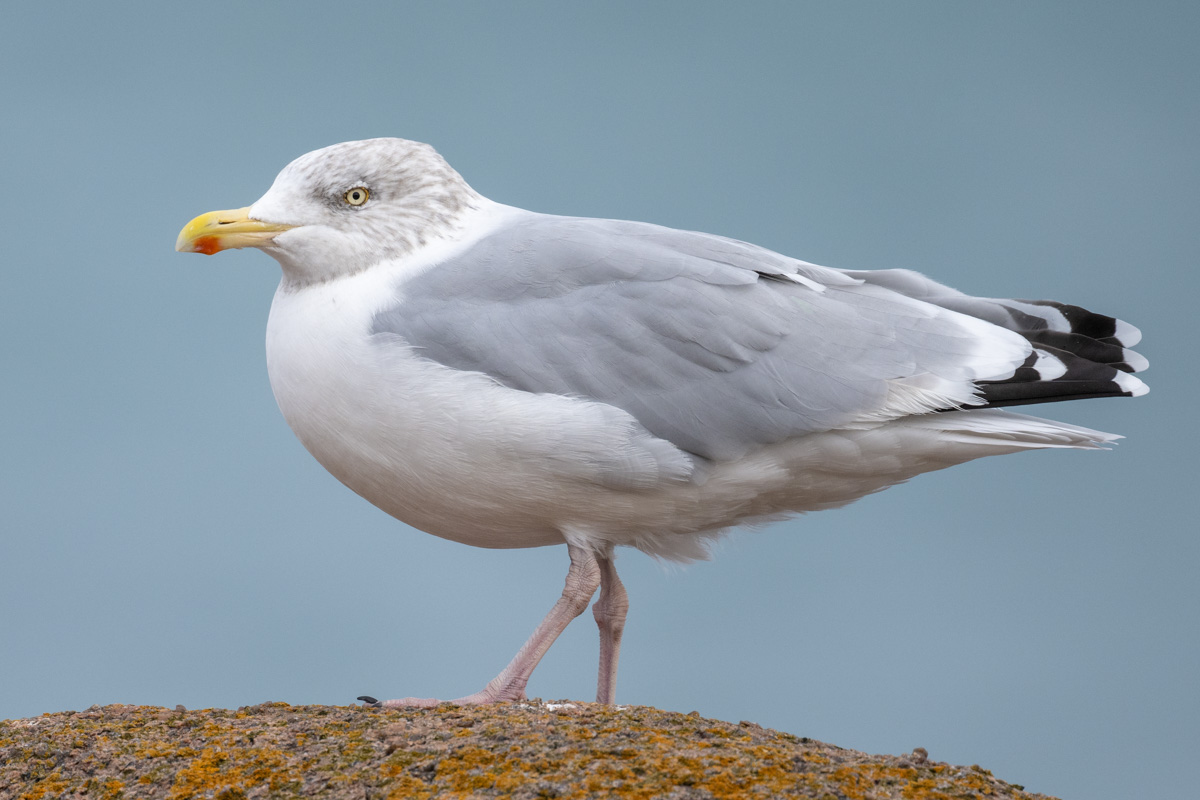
[176,138,481,284]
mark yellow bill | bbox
[175,207,294,255]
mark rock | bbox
[0,702,1056,799]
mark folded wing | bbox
[373,214,1147,462]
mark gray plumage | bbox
[372,214,1123,463]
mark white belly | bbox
[264,269,580,549]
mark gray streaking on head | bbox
[176,138,1148,707]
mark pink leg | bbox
[592,551,628,704]
[371,544,600,708]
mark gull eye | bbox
[344,187,370,206]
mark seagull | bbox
[176,138,1148,708]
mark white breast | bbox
[266,290,565,548]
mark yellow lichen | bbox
[164,743,298,800]
[0,703,1055,800]
[99,778,126,799]
[384,774,436,800]
[19,770,69,800]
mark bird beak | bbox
[175,207,295,255]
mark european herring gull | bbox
[176,138,1148,707]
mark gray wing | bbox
[372,213,1037,462]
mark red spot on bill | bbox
[193,236,223,255]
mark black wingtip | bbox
[357,695,381,708]
[975,342,1147,408]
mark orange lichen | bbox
[0,703,1055,800]
[163,744,298,800]
[98,778,126,800]
[19,770,68,800]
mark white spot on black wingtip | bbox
[1031,348,1067,381]
[1121,348,1150,373]
[1114,371,1150,397]
[1114,319,1142,348]
[1007,300,1071,332]
[357,695,382,708]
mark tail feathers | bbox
[904,408,1122,450]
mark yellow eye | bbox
[344,187,370,206]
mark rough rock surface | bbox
[1,702,1056,799]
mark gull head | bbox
[176,138,481,284]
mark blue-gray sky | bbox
[2,3,1196,798]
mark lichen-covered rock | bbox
[1,702,1055,799]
